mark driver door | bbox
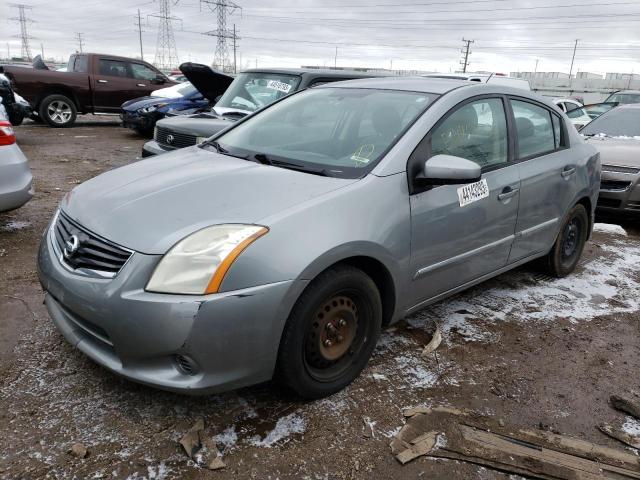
[408,97,521,306]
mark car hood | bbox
[585,136,640,168]
[61,147,356,254]
[179,62,234,102]
[155,114,234,137]
[122,96,175,112]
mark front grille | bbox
[53,212,132,276]
[602,164,640,175]
[600,180,632,191]
[597,198,622,208]
[155,126,197,148]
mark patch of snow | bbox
[622,417,640,437]
[249,413,306,447]
[215,426,238,450]
[363,416,377,438]
[0,220,31,232]
[593,223,628,236]
[372,373,388,381]
[393,355,438,388]
[435,433,447,449]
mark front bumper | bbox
[141,139,173,157]
[121,110,160,132]
[38,222,301,394]
[0,144,34,213]
[596,169,640,216]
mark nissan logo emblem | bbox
[166,134,174,145]
[63,235,80,259]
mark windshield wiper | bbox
[205,141,228,153]
[220,111,248,118]
[251,153,330,176]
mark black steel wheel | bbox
[545,203,589,277]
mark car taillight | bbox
[0,121,16,146]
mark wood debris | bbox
[420,325,442,359]
[599,423,640,450]
[390,406,640,479]
[611,395,640,420]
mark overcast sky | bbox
[2,0,640,75]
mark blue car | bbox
[121,82,209,137]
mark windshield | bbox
[214,72,301,114]
[605,93,640,105]
[581,108,640,137]
[212,87,437,178]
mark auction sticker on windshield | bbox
[457,179,489,207]
[267,80,293,94]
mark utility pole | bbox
[10,4,34,61]
[334,46,337,69]
[534,58,539,75]
[75,32,85,53]
[40,42,44,59]
[200,0,241,73]
[149,0,181,70]
[135,9,145,60]
[232,24,237,73]
[6,43,10,60]
[460,38,474,73]
[569,39,579,78]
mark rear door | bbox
[508,97,578,261]
[408,96,521,305]
[91,58,142,111]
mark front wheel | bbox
[39,94,77,127]
[545,204,589,277]
[276,265,382,399]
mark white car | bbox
[424,73,531,91]
[0,97,33,212]
[552,97,582,113]
[552,98,590,130]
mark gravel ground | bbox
[1,117,639,479]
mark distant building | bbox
[605,72,640,82]
[510,72,570,80]
[576,72,603,80]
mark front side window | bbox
[430,98,508,169]
[131,63,159,81]
[213,87,437,178]
[99,59,129,78]
[215,73,302,114]
[512,100,555,158]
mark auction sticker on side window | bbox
[457,179,489,207]
[267,80,292,94]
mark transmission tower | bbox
[149,0,181,71]
[460,38,474,73]
[10,4,34,61]
[201,0,241,73]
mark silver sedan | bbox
[38,78,600,398]
[0,102,33,213]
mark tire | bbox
[133,127,154,138]
[30,113,43,123]
[545,204,589,277]
[8,111,24,126]
[276,265,382,399]
[38,94,77,128]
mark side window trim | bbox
[508,95,570,163]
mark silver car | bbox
[0,100,33,213]
[38,78,600,399]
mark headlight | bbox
[140,102,168,114]
[196,136,208,145]
[146,224,268,295]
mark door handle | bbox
[136,83,146,87]
[97,79,108,83]
[561,166,576,179]
[498,186,519,202]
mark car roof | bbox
[611,90,640,95]
[239,68,391,79]
[313,76,473,94]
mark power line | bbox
[9,3,34,61]
[200,0,241,73]
[460,38,474,73]
[149,0,181,70]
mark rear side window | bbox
[511,100,555,158]
[552,114,562,149]
[73,56,88,73]
[430,98,508,169]
[99,60,128,78]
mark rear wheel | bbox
[545,204,589,277]
[276,265,382,399]
[39,94,77,127]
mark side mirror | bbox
[418,154,481,185]
[152,74,167,85]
